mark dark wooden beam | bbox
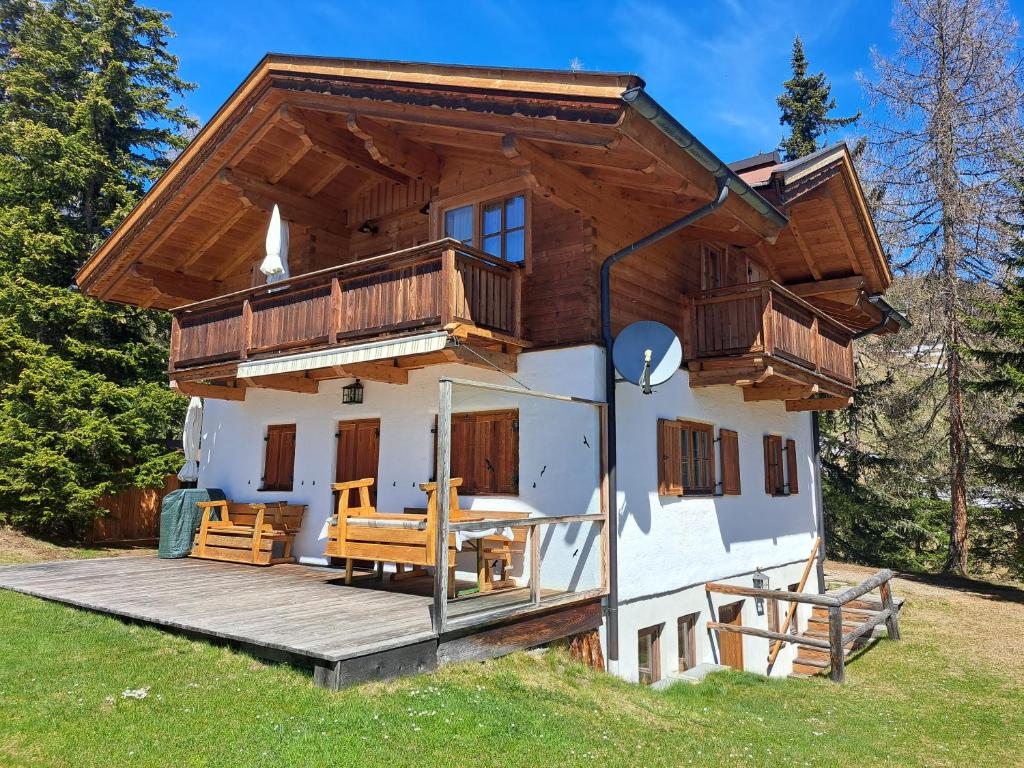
[219,169,347,235]
[239,373,320,394]
[170,379,247,401]
[284,108,408,185]
[785,396,854,412]
[501,135,679,257]
[305,362,409,385]
[743,382,819,402]
[131,264,223,303]
[347,114,440,185]
[787,276,865,298]
[787,217,823,280]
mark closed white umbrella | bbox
[176,396,203,483]
[259,204,290,284]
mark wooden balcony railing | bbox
[169,239,522,371]
[688,281,856,385]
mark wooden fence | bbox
[88,475,180,544]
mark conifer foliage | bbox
[0,0,196,535]
[777,36,860,161]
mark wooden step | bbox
[793,656,828,676]
[807,615,861,633]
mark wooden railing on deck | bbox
[169,239,522,371]
[689,281,856,385]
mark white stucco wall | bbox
[607,366,823,681]
[196,345,606,591]
[196,342,824,680]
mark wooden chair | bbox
[191,501,306,566]
[325,478,467,596]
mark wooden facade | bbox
[77,55,900,410]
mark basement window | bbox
[638,624,662,685]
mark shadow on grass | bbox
[895,569,1024,606]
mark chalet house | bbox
[76,55,902,685]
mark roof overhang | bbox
[76,54,788,304]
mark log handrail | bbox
[706,564,901,683]
[767,537,820,671]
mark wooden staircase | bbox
[791,595,904,677]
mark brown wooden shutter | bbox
[763,434,783,496]
[658,419,683,496]
[263,424,296,491]
[336,419,380,501]
[719,428,741,495]
[785,438,798,495]
[441,410,519,495]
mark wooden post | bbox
[529,525,541,607]
[811,315,821,373]
[761,286,774,355]
[828,605,845,683]
[169,314,182,370]
[330,276,343,340]
[432,379,453,634]
[440,247,456,326]
[240,299,253,360]
[879,579,902,641]
[511,265,523,339]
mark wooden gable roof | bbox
[76,54,787,309]
[735,143,898,333]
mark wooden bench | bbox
[191,501,306,566]
[326,478,470,596]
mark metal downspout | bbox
[600,180,729,662]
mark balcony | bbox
[685,281,856,408]
[168,239,525,393]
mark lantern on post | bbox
[342,379,364,405]
[752,567,769,616]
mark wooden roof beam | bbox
[743,382,819,402]
[501,135,677,254]
[820,197,869,275]
[347,114,440,185]
[131,264,224,303]
[788,276,865,298]
[219,169,347,235]
[239,372,319,394]
[785,395,853,412]
[180,200,255,270]
[787,217,823,280]
[283,109,407,185]
[171,379,247,401]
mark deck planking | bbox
[0,556,437,664]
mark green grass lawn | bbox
[1,562,1023,768]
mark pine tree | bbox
[862,0,1024,575]
[971,172,1024,570]
[0,0,196,535]
[777,36,860,161]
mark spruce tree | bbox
[0,0,196,535]
[777,36,860,160]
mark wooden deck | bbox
[0,556,602,688]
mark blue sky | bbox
[159,0,1023,163]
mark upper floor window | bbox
[441,191,529,265]
[444,204,475,247]
[481,194,526,263]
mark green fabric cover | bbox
[158,488,226,558]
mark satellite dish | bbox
[612,321,683,394]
